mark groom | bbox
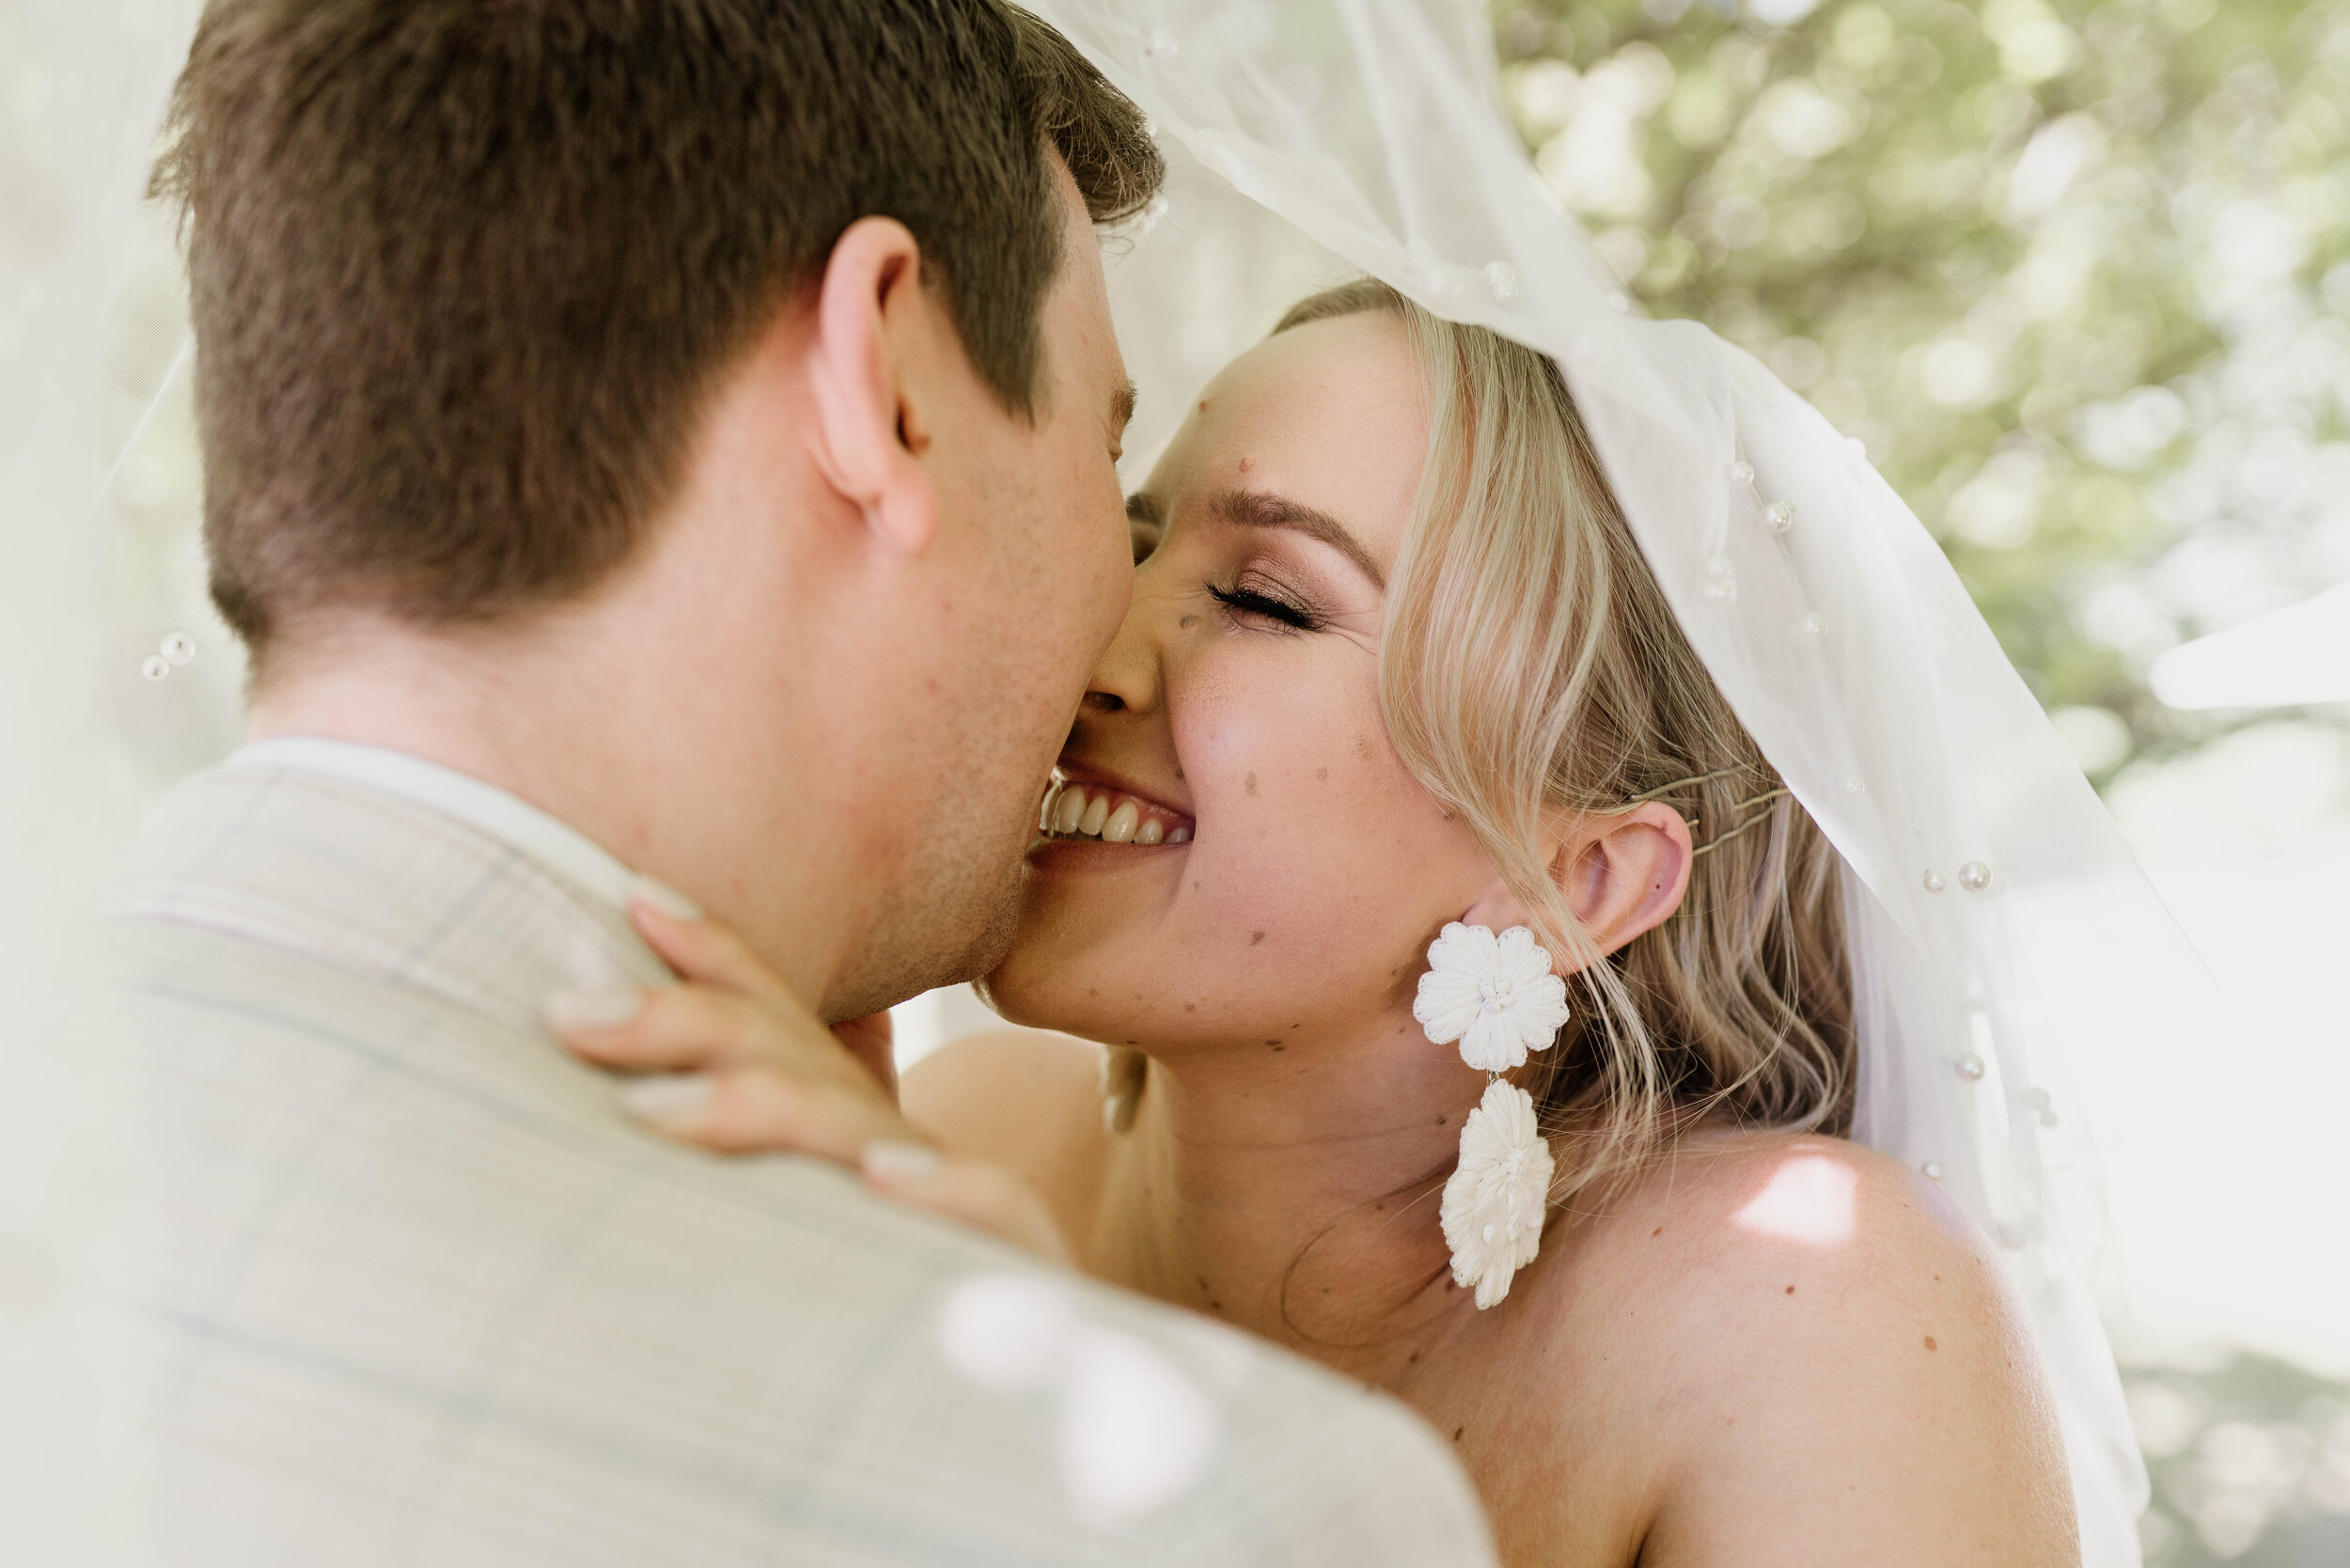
[116,1,1495,1562]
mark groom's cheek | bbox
[1040,452,1132,682]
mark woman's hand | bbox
[545,893,1072,1265]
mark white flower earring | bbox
[1413,921,1568,1309]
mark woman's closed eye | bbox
[1206,574,1324,633]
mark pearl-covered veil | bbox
[1027,2,2195,1560]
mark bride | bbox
[555,278,2084,1565]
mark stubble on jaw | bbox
[821,177,1123,1027]
[817,798,1038,1025]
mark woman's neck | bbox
[1086,1010,1496,1386]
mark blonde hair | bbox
[1279,279,1855,1211]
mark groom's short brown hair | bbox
[153,0,1160,656]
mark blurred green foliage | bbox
[1492,0,2350,782]
[2124,1353,2350,1566]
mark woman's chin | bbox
[978,918,1086,1034]
[987,837,1183,1026]
[983,899,1154,1040]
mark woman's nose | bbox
[1078,565,1182,717]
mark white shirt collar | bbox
[228,736,639,910]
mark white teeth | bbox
[1042,781,1193,844]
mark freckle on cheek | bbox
[1245,772,1258,795]
[1180,616,1198,629]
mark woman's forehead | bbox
[1149,313,1428,560]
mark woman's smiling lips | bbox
[1033,766,1195,851]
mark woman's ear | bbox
[1459,803,1693,967]
[805,215,940,557]
[1559,803,1693,958]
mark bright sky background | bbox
[2093,721,2350,1377]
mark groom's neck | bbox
[247,600,870,1013]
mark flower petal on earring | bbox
[1493,923,1543,977]
[1458,1009,1524,1073]
[1431,920,1499,976]
[1440,1080,1556,1309]
[1412,964,1484,1046]
[1413,920,1572,1070]
[1510,980,1571,1058]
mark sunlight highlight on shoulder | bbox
[1728,1152,1858,1247]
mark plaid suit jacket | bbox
[111,760,1496,1566]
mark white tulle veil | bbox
[1028,2,2193,1560]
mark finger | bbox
[626,884,797,1011]
[552,982,862,1090]
[862,1152,1073,1265]
[625,1061,917,1165]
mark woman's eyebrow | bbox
[1208,487,1386,589]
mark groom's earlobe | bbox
[807,216,940,557]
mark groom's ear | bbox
[805,216,942,557]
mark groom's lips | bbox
[1033,763,1195,849]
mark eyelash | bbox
[1207,579,1323,633]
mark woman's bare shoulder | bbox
[1564,1130,1990,1293]
[1538,1131,2031,1388]
[1514,1132,2076,1564]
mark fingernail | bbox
[861,1140,944,1184]
[631,875,702,921]
[619,1073,714,1122]
[545,984,644,1030]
